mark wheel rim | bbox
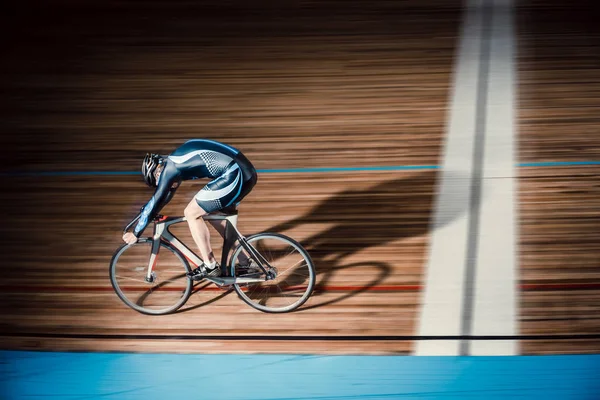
[231,234,314,312]
[111,241,191,314]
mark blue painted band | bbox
[2,350,600,400]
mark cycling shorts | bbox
[194,152,257,213]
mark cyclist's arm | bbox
[129,176,180,238]
[158,185,177,209]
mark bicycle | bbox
[109,208,316,315]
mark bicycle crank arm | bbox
[206,276,266,286]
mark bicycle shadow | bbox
[176,281,234,313]
[263,170,471,310]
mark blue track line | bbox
[1,165,438,177]
[258,165,439,173]
[1,161,599,177]
[517,161,600,167]
[3,171,139,176]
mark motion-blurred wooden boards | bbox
[1,0,459,173]
[0,1,461,354]
[518,0,600,164]
[518,0,600,354]
[0,171,439,354]
[519,168,600,354]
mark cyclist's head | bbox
[142,153,164,187]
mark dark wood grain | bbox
[518,0,600,163]
[0,0,461,354]
[517,0,600,354]
[5,0,599,356]
[1,0,459,172]
[519,168,600,354]
[0,172,442,354]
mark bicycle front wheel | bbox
[230,233,315,313]
[109,239,192,315]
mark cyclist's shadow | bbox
[265,170,470,310]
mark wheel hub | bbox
[145,271,157,284]
[267,266,278,280]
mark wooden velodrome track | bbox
[0,0,599,355]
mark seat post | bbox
[225,214,238,227]
[221,217,240,277]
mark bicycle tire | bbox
[110,239,193,315]
[230,233,315,313]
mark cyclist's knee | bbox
[184,200,206,221]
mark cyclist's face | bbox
[154,164,163,186]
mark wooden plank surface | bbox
[1,0,458,172]
[0,0,461,354]
[0,1,460,353]
[0,170,446,354]
[519,168,600,354]
[517,0,600,354]
[518,0,600,163]
[3,0,599,356]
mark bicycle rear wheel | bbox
[230,233,315,313]
[109,239,192,315]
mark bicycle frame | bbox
[144,213,273,286]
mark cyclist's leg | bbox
[186,165,245,266]
[183,200,215,265]
[221,159,258,266]
[203,159,258,266]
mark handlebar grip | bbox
[123,214,142,233]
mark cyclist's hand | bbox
[122,232,138,245]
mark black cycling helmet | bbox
[142,153,163,187]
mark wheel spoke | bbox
[114,275,149,284]
[276,258,307,276]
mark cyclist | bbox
[122,139,258,280]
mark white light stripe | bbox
[169,150,231,165]
[169,150,207,164]
[415,0,484,356]
[470,0,517,355]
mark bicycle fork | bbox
[145,223,166,283]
